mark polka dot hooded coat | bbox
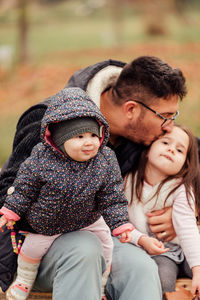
[2,88,130,235]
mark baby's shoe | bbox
[6,282,31,300]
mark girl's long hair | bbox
[124,124,200,218]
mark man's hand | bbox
[146,207,176,242]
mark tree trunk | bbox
[18,0,29,63]
[109,0,123,46]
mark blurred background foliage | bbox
[0,0,200,166]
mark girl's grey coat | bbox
[3,88,129,235]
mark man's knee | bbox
[35,231,105,291]
[49,231,104,263]
[74,231,104,263]
[112,241,158,277]
[139,253,158,274]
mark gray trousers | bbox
[34,231,162,300]
[153,255,192,300]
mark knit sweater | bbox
[125,173,200,268]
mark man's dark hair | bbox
[112,56,187,105]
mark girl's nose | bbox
[168,146,175,154]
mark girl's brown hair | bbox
[125,124,200,218]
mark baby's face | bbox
[64,132,100,162]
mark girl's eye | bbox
[177,149,183,153]
[162,141,168,145]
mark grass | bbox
[0,1,200,166]
[1,1,200,62]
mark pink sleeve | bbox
[130,229,144,246]
[112,223,134,236]
[0,207,20,221]
[172,185,200,268]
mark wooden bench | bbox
[0,289,52,299]
[0,279,192,299]
[165,278,193,300]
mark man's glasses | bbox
[134,100,179,128]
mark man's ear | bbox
[123,101,138,120]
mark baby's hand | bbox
[0,215,14,232]
[119,230,132,243]
[138,235,169,255]
[191,266,200,296]
[113,223,134,243]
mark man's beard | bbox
[124,112,152,145]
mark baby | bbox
[0,87,133,300]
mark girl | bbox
[123,124,200,298]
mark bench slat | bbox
[0,289,52,299]
[0,279,192,299]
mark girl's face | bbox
[64,132,100,162]
[146,126,189,180]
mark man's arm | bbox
[2,143,44,217]
[0,104,47,207]
[96,148,130,231]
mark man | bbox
[0,56,187,299]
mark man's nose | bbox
[162,120,174,133]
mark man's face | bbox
[124,95,179,146]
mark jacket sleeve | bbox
[0,104,47,208]
[96,147,131,232]
[2,144,44,217]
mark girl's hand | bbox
[191,266,200,296]
[146,207,176,242]
[0,215,14,232]
[119,230,132,243]
[138,235,169,255]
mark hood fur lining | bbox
[86,66,122,106]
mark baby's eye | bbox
[78,135,83,139]
[91,133,98,137]
[162,141,168,145]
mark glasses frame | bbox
[134,100,179,127]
